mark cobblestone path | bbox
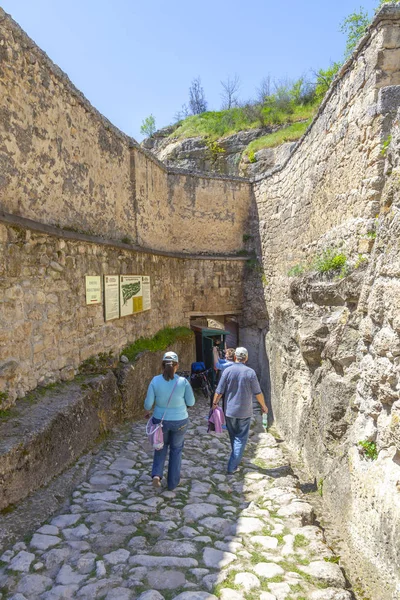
[0,396,353,600]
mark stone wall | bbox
[0,338,196,511]
[249,7,400,599]
[0,217,245,405]
[0,6,250,404]
[0,8,252,255]
[133,148,252,254]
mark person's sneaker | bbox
[152,476,161,488]
[227,466,241,475]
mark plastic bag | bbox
[146,418,164,450]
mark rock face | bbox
[245,9,400,598]
[142,125,296,177]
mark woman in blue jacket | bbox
[144,351,195,490]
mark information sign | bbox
[104,275,120,321]
[85,276,101,305]
[142,275,151,311]
[120,275,143,317]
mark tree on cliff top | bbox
[340,7,370,58]
[220,74,241,110]
[140,114,156,137]
[189,77,208,115]
[341,1,400,59]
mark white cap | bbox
[163,351,179,362]
[235,347,248,360]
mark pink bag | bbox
[146,379,179,450]
[208,406,225,434]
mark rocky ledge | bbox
[142,126,296,178]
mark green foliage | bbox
[288,263,306,277]
[318,478,324,497]
[79,351,114,375]
[314,63,341,103]
[243,233,253,242]
[293,534,309,548]
[324,555,340,564]
[206,139,226,160]
[140,114,156,138]
[171,99,316,143]
[366,230,377,239]
[340,8,370,59]
[123,326,194,362]
[246,258,265,280]
[381,134,392,156]
[248,149,256,163]
[0,391,9,404]
[355,254,369,269]
[0,409,13,421]
[245,119,311,156]
[120,236,132,244]
[359,440,378,460]
[314,248,347,275]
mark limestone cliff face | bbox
[244,8,400,599]
[142,124,296,178]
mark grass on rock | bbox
[122,326,193,362]
[245,119,311,156]
[171,103,316,143]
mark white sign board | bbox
[85,276,101,305]
[142,275,151,311]
[104,275,120,321]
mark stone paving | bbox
[0,395,353,600]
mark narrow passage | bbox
[0,395,353,600]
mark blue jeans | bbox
[151,418,189,490]
[225,416,251,473]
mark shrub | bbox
[248,150,256,163]
[359,440,378,460]
[354,254,368,269]
[314,248,347,275]
[288,263,306,277]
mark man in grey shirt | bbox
[212,347,268,474]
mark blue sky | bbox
[2,0,379,140]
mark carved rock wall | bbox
[249,8,400,599]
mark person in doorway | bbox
[212,347,267,474]
[144,351,195,490]
[216,347,235,372]
[212,339,222,383]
